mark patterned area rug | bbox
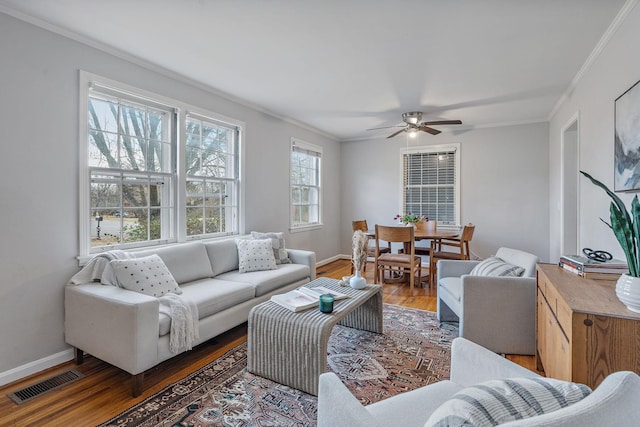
[99,304,458,427]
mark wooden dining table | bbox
[365,227,459,243]
[413,228,460,241]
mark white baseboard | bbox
[316,254,350,266]
[0,348,74,387]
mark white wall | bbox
[0,13,341,382]
[340,122,550,262]
[549,3,640,262]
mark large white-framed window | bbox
[79,71,243,259]
[290,138,322,230]
[184,112,239,238]
[400,144,460,225]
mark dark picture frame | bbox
[615,79,640,192]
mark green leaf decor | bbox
[581,170,638,277]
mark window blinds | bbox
[402,150,456,223]
[292,144,322,158]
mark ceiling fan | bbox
[368,112,462,139]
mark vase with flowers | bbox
[350,230,369,289]
[581,171,640,312]
[394,213,428,229]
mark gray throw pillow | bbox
[251,231,291,264]
[470,256,525,277]
[425,377,591,427]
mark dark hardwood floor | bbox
[0,259,537,426]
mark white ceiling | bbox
[0,0,629,140]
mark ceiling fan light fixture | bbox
[372,111,462,139]
[402,111,422,125]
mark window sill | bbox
[289,224,324,233]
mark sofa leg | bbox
[132,373,144,397]
[74,347,84,365]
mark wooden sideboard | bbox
[536,263,640,388]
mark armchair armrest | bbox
[505,372,640,426]
[460,275,537,355]
[437,259,480,279]
[287,249,317,280]
[318,373,379,427]
[64,284,160,374]
[450,337,539,387]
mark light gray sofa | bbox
[65,238,315,396]
[437,247,539,355]
[318,337,640,427]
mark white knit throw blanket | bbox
[68,250,134,286]
[159,293,200,354]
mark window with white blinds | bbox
[401,145,460,225]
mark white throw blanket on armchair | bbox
[68,251,200,354]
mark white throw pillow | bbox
[470,256,525,277]
[251,231,291,264]
[109,254,182,297]
[236,238,277,273]
[424,377,591,427]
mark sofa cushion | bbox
[424,377,592,427]
[204,238,241,276]
[134,242,213,284]
[439,277,462,302]
[110,254,182,297]
[470,256,525,277]
[251,231,291,264]
[236,238,277,273]
[158,278,255,336]
[180,278,256,320]
[215,263,310,297]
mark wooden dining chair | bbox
[429,223,476,286]
[351,220,390,274]
[374,225,422,291]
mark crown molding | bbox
[547,0,638,120]
[2,2,632,143]
[0,6,339,142]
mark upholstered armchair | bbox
[437,247,539,355]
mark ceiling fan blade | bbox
[367,124,405,131]
[422,120,462,126]
[419,126,441,135]
[387,129,406,139]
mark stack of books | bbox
[270,286,348,312]
[559,254,628,280]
